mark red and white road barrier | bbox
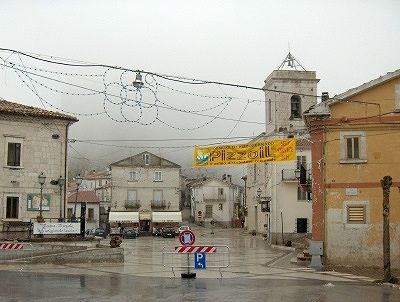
[175,245,217,253]
[0,242,24,250]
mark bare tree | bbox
[380,175,392,282]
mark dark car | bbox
[94,228,107,238]
[123,228,139,239]
[162,227,176,238]
[152,228,162,237]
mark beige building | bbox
[0,98,77,233]
[246,57,318,244]
[109,151,182,231]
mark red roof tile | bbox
[68,191,99,203]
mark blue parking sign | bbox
[194,252,206,269]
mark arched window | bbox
[290,95,302,119]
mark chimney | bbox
[321,92,329,102]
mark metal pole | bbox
[381,176,392,282]
[39,184,43,218]
[59,186,63,219]
[73,187,78,221]
[281,211,284,245]
[187,253,190,275]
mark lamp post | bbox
[256,187,262,202]
[58,176,65,221]
[38,172,46,220]
[72,174,82,221]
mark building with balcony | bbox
[0,98,77,238]
[187,175,242,227]
[109,151,182,231]
[245,54,317,244]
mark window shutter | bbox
[347,206,366,223]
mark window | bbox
[7,142,21,167]
[153,190,163,207]
[347,205,366,224]
[296,156,306,169]
[340,131,366,163]
[88,208,94,221]
[267,99,272,123]
[290,95,302,119]
[296,218,308,233]
[205,205,213,218]
[6,197,19,218]
[67,208,73,218]
[144,154,150,165]
[346,137,359,159]
[218,188,224,196]
[127,190,137,202]
[99,180,102,186]
[395,85,400,111]
[154,171,162,182]
[218,203,223,211]
[128,171,137,181]
[297,186,307,201]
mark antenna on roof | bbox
[277,51,306,71]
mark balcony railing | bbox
[125,200,141,209]
[281,169,297,182]
[151,200,166,209]
[204,194,226,203]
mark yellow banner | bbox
[193,138,296,167]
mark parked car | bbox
[176,225,190,235]
[94,228,107,238]
[123,228,139,239]
[162,227,176,238]
[152,228,162,237]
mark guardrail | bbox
[0,242,34,263]
[162,245,230,278]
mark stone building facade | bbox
[0,98,77,233]
[109,151,181,231]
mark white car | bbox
[177,225,190,233]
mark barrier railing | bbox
[0,242,34,263]
[162,245,230,278]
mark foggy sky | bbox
[1,0,399,183]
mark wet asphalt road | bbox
[0,270,398,302]
[0,226,399,301]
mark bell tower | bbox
[264,52,319,135]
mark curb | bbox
[271,244,296,252]
[381,282,400,290]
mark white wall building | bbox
[188,175,242,227]
[67,190,100,232]
[81,170,112,229]
[0,98,77,235]
[246,56,318,244]
[110,151,181,231]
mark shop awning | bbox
[139,212,152,220]
[109,211,139,223]
[152,212,182,223]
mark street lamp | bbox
[72,174,82,221]
[58,176,65,221]
[256,187,262,202]
[38,172,46,221]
